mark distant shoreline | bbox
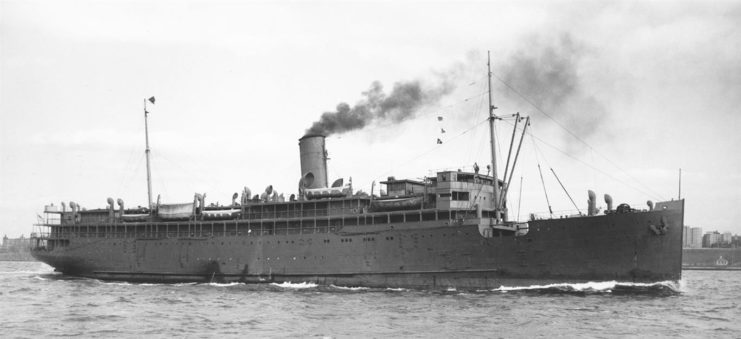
[0,254,35,262]
[683,266,741,271]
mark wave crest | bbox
[329,284,370,291]
[491,280,680,295]
[270,281,318,289]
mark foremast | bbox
[487,51,502,223]
[486,52,529,226]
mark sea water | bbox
[1,261,738,338]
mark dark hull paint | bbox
[32,203,683,290]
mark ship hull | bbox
[31,200,683,290]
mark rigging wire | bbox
[148,151,169,202]
[537,164,553,218]
[498,117,664,201]
[463,79,489,166]
[527,128,663,201]
[516,176,524,222]
[465,80,493,209]
[490,71,665,200]
[550,167,582,215]
[438,91,489,109]
[154,151,222,201]
[115,144,144,197]
[373,118,489,180]
[374,74,491,180]
[529,125,553,217]
[116,153,145,202]
[495,118,553,214]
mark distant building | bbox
[703,231,723,248]
[1,235,30,252]
[683,226,691,248]
[721,232,733,245]
[689,227,703,249]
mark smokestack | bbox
[299,135,328,189]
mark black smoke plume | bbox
[305,79,454,136]
[498,33,607,142]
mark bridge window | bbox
[452,191,469,201]
[388,183,405,192]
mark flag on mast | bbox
[148,96,156,104]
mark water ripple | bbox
[1,262,740,337]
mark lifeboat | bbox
[157,203,193,220]
[304,186,351,200]
[121,213,149,222]
[202,209,241,220]
[370,196,423,211]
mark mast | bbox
[678,168,682,199]
[144,98,153,209]
[487,51,500,222]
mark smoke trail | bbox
[498,33,607,141]
[305,79,455,136]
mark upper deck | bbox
[41,169,499,227]
[29,169,506,249]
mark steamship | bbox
[30,58,684,289]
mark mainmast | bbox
[144,97,155,209]
[487,51,501,223]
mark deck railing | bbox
[28,208,486,240]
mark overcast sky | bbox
[1,0,739,237]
